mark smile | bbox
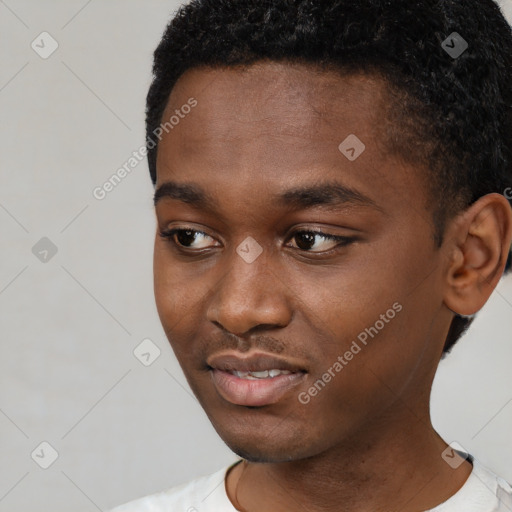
[229,369,293,379]
[210,368,306,407]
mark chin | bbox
[209,416,320,464]
[191,378,333,462]
[225,441,302,463]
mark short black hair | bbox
[146,0,512,354]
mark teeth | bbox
[251,370,269,378]
[231,369,292,379]
[269,369,290,377]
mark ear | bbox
[443,193,512,316]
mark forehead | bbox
[157,61,394,182]
[162,61,388,151]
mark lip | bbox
[210,368,307,407]
[206,352,307,373]
[207,351,308,407]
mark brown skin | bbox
[153,61,512,512]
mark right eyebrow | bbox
[153,181,218,211]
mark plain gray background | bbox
[0,1,511,511]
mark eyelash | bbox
[158,227,355,255]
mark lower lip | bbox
[210,369,306,407]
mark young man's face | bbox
[153,61,454,462]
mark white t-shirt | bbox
[108,455,512,512]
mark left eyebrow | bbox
[275,182,381,211]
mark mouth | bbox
[207,352,308,407]
[224,368,296,379]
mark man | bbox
[110,0,512,510]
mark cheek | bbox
[290,263,427,410]
[153,239,205,333]
[294,309,420,435]
[289,261,400,347]
[153,241,177,318]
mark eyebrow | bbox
[153,180,379,211]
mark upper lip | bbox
[207,352,307,373]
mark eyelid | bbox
[159,227,219,245]
[160,226,356,255]
[285,228,355,252]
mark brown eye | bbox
[176,229,199,247]
[288,230,354,253]
[159,228,217,249]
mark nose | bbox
[206,242,293,335]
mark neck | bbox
[227,409,472,512]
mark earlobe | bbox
[443,193,512,316]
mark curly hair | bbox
[146,0,512,354]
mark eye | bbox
[287,230,354,253]
[159,227,355,254]
[159,228,218,250]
